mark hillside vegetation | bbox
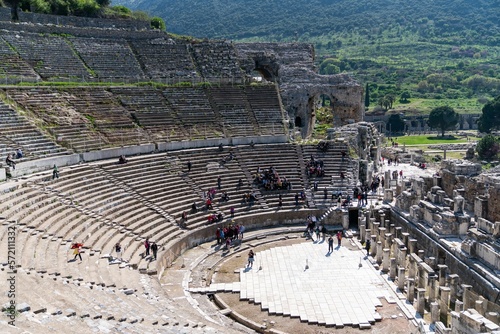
[115,0,500,112]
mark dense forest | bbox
[115,0,500,113]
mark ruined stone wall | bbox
[0,7,150,30]
[390,210,500,302]
[487,186,500,223]
[0,20,163,40]
[235,43,364,137]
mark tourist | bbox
[217,176,222,189]
[295,193,299,206]
[400,170,403,178]
[71,242,83,262]
[52,164,59,179]
[365,239,371,256]
[144,238,150,257]
[239,224,245,239]
[315,226,321,240]
[118,155,127,164]
[225,237,231,251]
[247,250,255,268]
[5,154,16,169]
[278,194,283,209]
[187,160,192,172]
[336,231,342,246]
[16,148,23,159]
[341,150,346,161]
[230,206,235,217]
[115,242,121,260]
[328,235,334,252]
[191,201,197,213]
[216,228,221,244]
[151,242,158,260]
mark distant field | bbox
[391,98,483,115]
[390,134,476,146]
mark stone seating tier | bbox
[2,32,91,80]
[69,37,145,79]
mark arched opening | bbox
[302,93,336,138]
[295,116,302,127]
[254,59,279,82]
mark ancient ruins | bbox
[0,10,498,334]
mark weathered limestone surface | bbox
[236,43,364,138]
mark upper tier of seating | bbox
[3,84,285,152]
[0,31,251,82]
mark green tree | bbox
[386,114,404,134]
[400,91,411,103]
[477,95,500,133]
[151,16,166,30]
[427,106,459,136]
[476,134,499,159]
[4,0,21,20]
[364,83,370,108]
[385,94,396,109]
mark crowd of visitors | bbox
[215,223,245,251]
[305,155,324,177]
[254,166,291,190]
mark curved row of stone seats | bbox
[190,41,244,80]
[0,35,40,80]
[10,265,214,332]
[6,87,148,150]
[99,155,204,226]
[168,147,265,223]
[246,85,286,135]
[0,102,68,159]
[44,164,179,247]
[235,144,306,209]
[208,86,257,137]
[50,124,106,152]
[110,86,168,111]
[162,87,222,139]
[130,38,199,80]
[301,144,356,197]
[5,84,285,150]
[2,32,90,80]
[69,37,145,80]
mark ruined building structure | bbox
[0,9,497,334]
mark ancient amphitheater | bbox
[0,10,499,334]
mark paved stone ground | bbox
[181,230,420,333]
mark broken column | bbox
[439,286,451,324]
[417,288,426,315]
[389,258,397,280]
[398,267,406,291]
[376,241,383,265]
[382,248,390,273]
[431,302,440,324]
[407,278,415,303]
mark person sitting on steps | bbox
[5,154,16,169]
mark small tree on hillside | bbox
[400,91,411,103]
[151,17,166,31]
[477,95,500,133]
[427,106,459,136]
[476,134,500,159]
